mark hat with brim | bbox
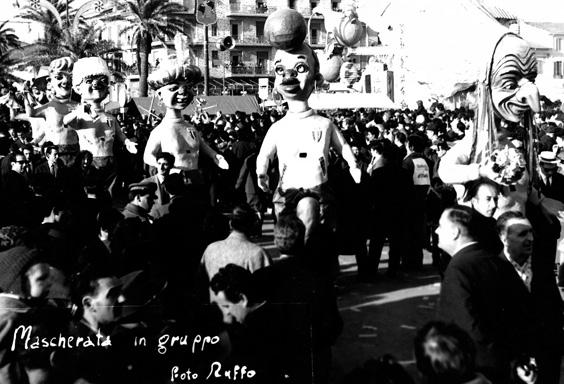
[129,181,157,198]
[539,151,559,164]
[117,270,168,322]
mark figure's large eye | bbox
[502,82,517,90]
[295,63,309,73]
[274,65,285,75]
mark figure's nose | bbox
[515,78,540,113]
[284,68,297,78]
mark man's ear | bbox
[239,293,249,307]
[451,225,461,241]
[82,296,93,311]
[499,231,507,245]
[72,83,81,94]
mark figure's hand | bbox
[215,154,229,170]
[125,139,138,154]
[516,359,538,384]
[258,174,270,192]
[478,158,499,181]
[350,167,362,184]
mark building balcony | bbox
[227,3,277,16]
[230,64,271,76]
[232,35,269,46]
[298,8,325,18]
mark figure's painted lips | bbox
[280,79,300,93]
[175,95,189,104]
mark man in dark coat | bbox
[436,205,504,380]
[359,139,411,279]
[402,134,433,269]
[494,211,564,384]
[122,181,157,223]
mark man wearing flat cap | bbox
[122,181,157,223]
[143,60,228,185]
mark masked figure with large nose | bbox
[439,33,542,216]
[256,9,361,230]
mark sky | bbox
[2,0,564,23]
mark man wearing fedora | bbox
[537,151,564,287]
[537,151,564,203]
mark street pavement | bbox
[257,215,440,383]
[257,213,564,384]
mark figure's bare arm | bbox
[200,135,229,169]
[330,122,361,182]
[143,129,161,168]
[199,135,218,159]
[438,139,481,184]
[255,126,278,191]
[256,127,277,177]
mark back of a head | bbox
[210,263,260,305]
[407,134,425,153]
[414,321,476,384]
[369,139,394,159]
[163,173,185,197]
[97,207,124,234]
[229,204,258,235]
[443,205,478,241]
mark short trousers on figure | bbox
[273,182,336,231]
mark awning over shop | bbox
[130,95,260,118]
[184,96,261,115]
[308,92,398,110]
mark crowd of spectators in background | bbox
[1,74,564,383]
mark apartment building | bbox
[521,22,564,101]
[189,0,337,95]
[100,0,349,95]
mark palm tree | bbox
[0,21,21,54]
[102,0,194,96]
[0,50,24,85]
[16,0,115,71]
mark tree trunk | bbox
[138,33,152,97]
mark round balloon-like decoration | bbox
[316,50,343,82]
[265,9,307,51]
[335,17,363,47]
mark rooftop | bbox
[526,22,564,35]
[474,0,518,20]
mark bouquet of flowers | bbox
[489,145,527,186]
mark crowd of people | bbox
[1,60,564,383]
